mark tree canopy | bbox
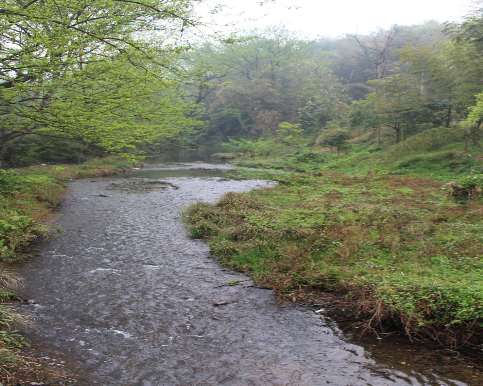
[0,0,200,160]
[3,1,483,164]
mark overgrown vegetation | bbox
[186,127,483,348]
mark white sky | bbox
[197,0,476,38]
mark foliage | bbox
[317,129,351,156]
[222,138,280,157]
[292,151,327,164]
[0,0,201,160]
[450,1,483,55]
[298,100,322,136]
[0,330,29,352]
[463,92,483,147]
[208,27,310,137]
[448,173,483,200]
[295,61,349,133]
[389,127,465,158]
[0,214,46,261]
[0,134,106,167]
[0,170,20,196]
[352,74,452,144]
[313,22,446,89]
[276,122,305,147]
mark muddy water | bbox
[15,155,483,385]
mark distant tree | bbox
[351,74,448,144]
[208,27,310,137]
[349,25,400,80]
[276,122,305,147]
[298,100,321,136]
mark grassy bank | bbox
[186,140,483,348]
[0,157,133,377]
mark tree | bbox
[396,43,456,125]
[318,129,350,158]
[461,93,483,152]
[296,60,348,133]
[449,1,483,54]
[206,27,311,138]
[396,40,483,122]
[0,0,200,160]
[179,41,237,106]
[276,122,304,148]
[351,74,448,144]
[349,25,400,80]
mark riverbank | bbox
[186,148,483,348]
[13,160,479,385]
[0,157,135,380]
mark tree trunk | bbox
[208,112,229,142]
[237,115,250,133]
[395,123,401,144]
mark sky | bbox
[197,0,476,38]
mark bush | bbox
[293,151,327,164]
[448,174,483,200]
[0,212,46,261]
[0,170,21,196]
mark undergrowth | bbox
[185,170,483,348]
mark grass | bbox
[186,136,483,348]
[0,156,134,376]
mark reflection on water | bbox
[145,148,225,164]
[13,153,483,385]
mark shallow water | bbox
[14,153,483,385]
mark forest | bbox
[1,0,483,379]
[2,3,483,164]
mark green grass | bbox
[186,136,483,347]
[233,126,483,182]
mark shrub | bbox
[293,151,327,164]
[448,174,483,200]
[0,170,21,196]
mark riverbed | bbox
[14,150,483,385]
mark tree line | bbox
[2,0,483,166]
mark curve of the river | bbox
[14,155,483,385]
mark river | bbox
[14,149,483,385]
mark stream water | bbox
[14,149,483,385]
